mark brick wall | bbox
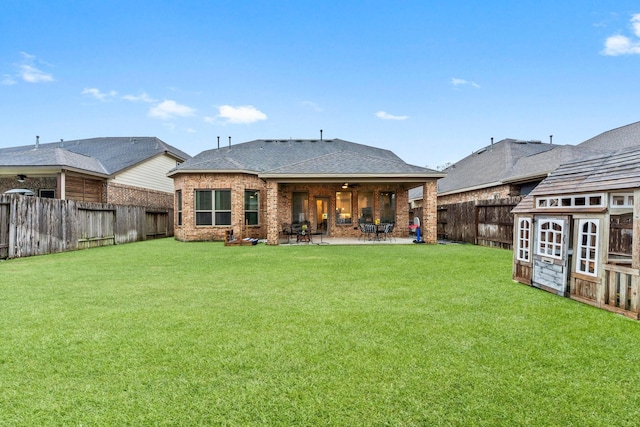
[174,172,439,244]
[0,177,58,196]
[106,182,173,209]
[437,184,516,205]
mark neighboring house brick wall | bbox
[438,184,516,205]
[0,177,58,196]
[106,182,174,209]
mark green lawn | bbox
[1,239,639,426]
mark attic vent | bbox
[309,140,318,142]
[475,148,487,154]
[295,140,304,142]
[265,140,274,142]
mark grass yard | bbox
[1,239,640,426]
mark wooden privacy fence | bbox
[437,197,522,249]
[0,194,173,259]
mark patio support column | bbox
[422,180,438,244]
[266,180,279,245]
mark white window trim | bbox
[537,219,564,259]
[516,217,531,262]
[610,193,634,208]
[576,219,598,277]
[536,193,605,209]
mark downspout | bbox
[60,170,66,200]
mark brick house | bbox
[168,138,445,245]
[0,137,190,209]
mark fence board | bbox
[438,197,522,249]
[0,194,173,259]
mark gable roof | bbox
[528,145,640,196]
[437,139,570,195]
[169,138,443,180]
[0,137,190,176]
[577,121,640,152]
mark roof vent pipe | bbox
[60,138,64,148]
[228,136,231,148]
[491,137,493,145]
[217,136,220,149]
[549,134,553,144]
[320,129,323,141]
[35,135,40,149]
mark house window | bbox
[39,189,55,198]
[244,190,259,226]
[336,192,352,224]
[292,192,308,224]
[176,190,182,226]
[516,217,531,262]
[577,219,598,276]
[537,219,564,259]
[195,189,231,226]
[358,191,374,223]
[379,192,396,223]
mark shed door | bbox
[532,216,571,295]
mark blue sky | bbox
[1,1,639,169]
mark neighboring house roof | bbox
[1,146,109,176]
[512,145,640,214]
[169,138,443,181]
[437,139,567,195]
[0,137,190,177]
[577,120,640,152]
[528,145,640,196]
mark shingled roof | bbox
[0,137,190,176]
[437,139,568,194]
[529,144,640,196]
[577,121,640,152]
[169,138,442,179]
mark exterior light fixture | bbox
[17,174,27,183]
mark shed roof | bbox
[528,145,640,196]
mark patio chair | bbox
[383,223,395,241]
[281,223,293,243]
[364,223,376,241]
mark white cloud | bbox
[633,13,640,37]
[1,74,16,85]
[149,100,196,120]
[451,77,480,88]
[217,105,267,124]
[81,87,117,101]
[16,52,54,83]
[601,14,640,56]
[19,64,54,83]
[375,111,409,121]
[122,92,157,103]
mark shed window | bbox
[576,219,598,276]
[537,220,563,259]
[516,218,531,262]
[244,190,259,226]
[195,189,231,226]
